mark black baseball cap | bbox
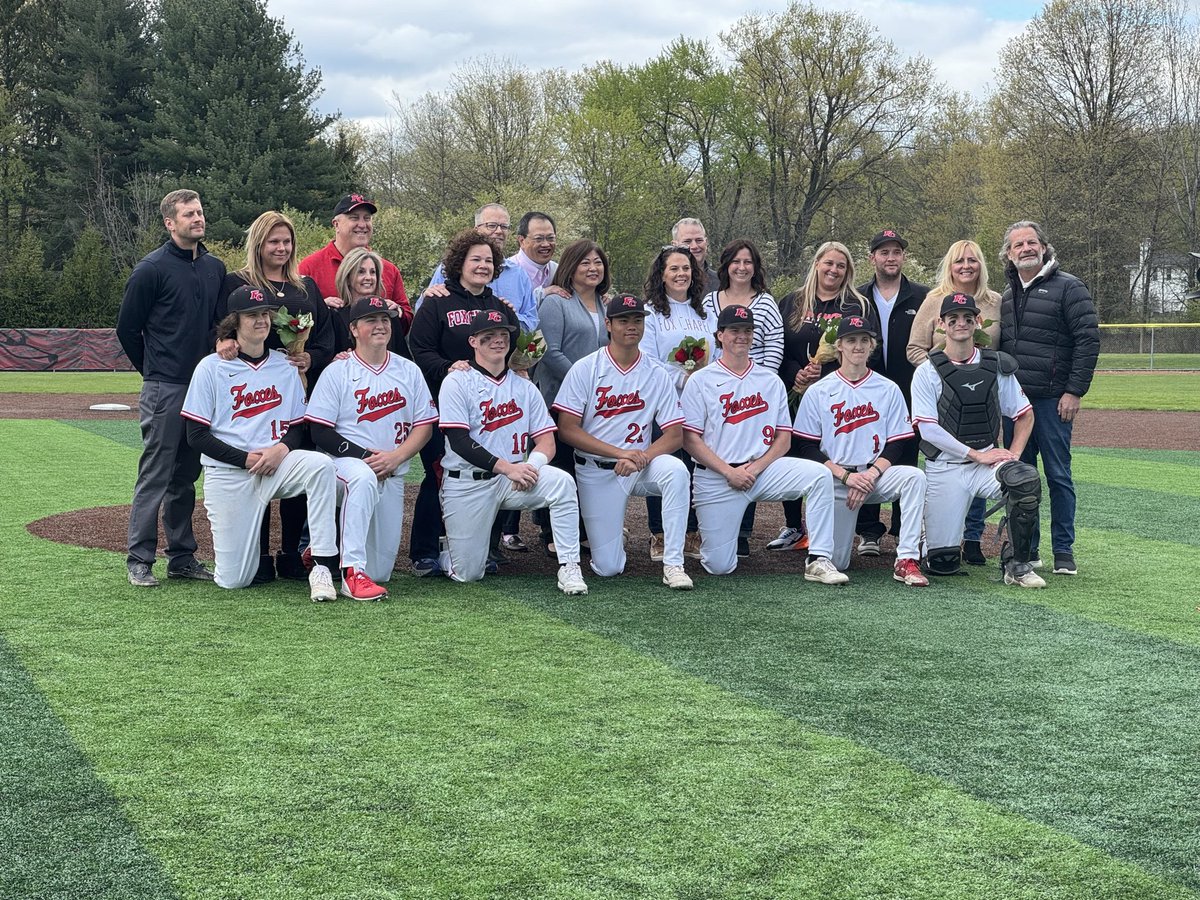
[467,309,517,336]
[348,295,397,324]
[868,229,908,252]
[227,284,282,313]
[717,304,755,329]
[837,314,875,339]
[605,293,647,318]
[939,292,980,316]
[333,193,377,217]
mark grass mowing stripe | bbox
[0,422,1189,898]
[518,575,1200,892]
[1085,373,1200,411]
[0,371,142,393]
[0,635,179,900]
[1075,454,1200,499]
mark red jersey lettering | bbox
[593,385,647,418]
[480,398,523,432]
[831,400,881,435]
[230,383,283,420]
[355,387,407,423]
[720,390,769,425]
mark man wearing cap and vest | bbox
[300,193,413,341]
[911,292,1045,588]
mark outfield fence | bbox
[1097,323,1200,370]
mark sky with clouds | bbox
[268,0,1045,126]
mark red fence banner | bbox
[0,329,135,371]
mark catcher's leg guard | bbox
[927,546,965,576]
[997,461,1041,565]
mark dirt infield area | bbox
[11,393,1197,579]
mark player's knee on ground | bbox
[927,546,963,576]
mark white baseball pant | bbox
[693,458,836,575]
[441,465,581,583]
[333,457,405,584]
[830,465,926,570]
[203,449,338,589]
[923,458,1007,551]
[575,453,690,576]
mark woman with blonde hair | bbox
[215,210,335,583]
[332,246,409,357]
[768,241,873,553]
[906,238,1003,566]
[906,239,1001,366]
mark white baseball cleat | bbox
[662,564,693,590]
[1004,564,1046,589]
[804,556,849,585]
[557,563,589,596]
[309,564,337,602]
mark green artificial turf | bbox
[1084,373,1200,410]
[0,371,143,393]
[1097,352,1200,371]
[3,421,1200,898]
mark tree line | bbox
[2,0,1198,330]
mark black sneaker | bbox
[275,551,309,580]
[127,562,159,587]
[962,540,986,566]
[250,554,276,586]
[1053,553,1077,575]
[168,559,214,581]
[737,536,750,558]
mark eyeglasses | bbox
[480,222,512,233]
[526,234,556,245]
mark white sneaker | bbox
[557,562,588,596]
[1004,564,1046,589]
[857,536,881,557]
[309,564,337,602]
[662,564,693,590]
[804,556,849,585]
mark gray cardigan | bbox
[533,290,608,406]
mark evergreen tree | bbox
[0,228,55,327]
[146,0,346,241]
[58,225,122,327]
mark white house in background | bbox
[1126,241,1193,315]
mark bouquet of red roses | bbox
[671,335,707,372]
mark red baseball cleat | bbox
[893,558,929,587]
[340,567,388,601]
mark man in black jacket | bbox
[856,229,929,555]
[999,221,1100,576]
[116,189,225,587]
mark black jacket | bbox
[116,239,226,383]
[858,275,928,401]
[999,256,1099,400]
[408,278,519,396]
[779,293,866,388]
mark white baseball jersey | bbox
[911,348,1031,443]
[681,359,791,462]
[793,369,914,466]
[305,350,438,475]
[438,365,556,471]
[552,348,682,458]
[182,351,305,468]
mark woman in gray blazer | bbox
[531,239,611,553]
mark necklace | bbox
[269,279,287,299]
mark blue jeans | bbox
[963,496,988,542]
[1007,397,1076,556]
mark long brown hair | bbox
[787,241,871,331]
[236,210,303,292]
[644,246,706,317]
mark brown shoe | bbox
[683,532,702,560]
[649,533,665,561]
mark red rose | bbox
[674,349,688,363]
[691,345,704,360]
[527,342,537,352]
[289,318,300,328]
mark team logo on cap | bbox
[622,296,637,308]
[351,193,366,204]
[369,298,383,309]
[484,311,503,324]
[882,230,897,238]
[848,316,863,327]
[249,289,264,303]
[734,307,748,319]
[951,293,969,305]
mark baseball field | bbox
[2,371,1198,899]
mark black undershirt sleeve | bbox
[281,421,307,452]
[880,437,907,465]
[443,427,500,472]
[186,419,250,469]
[309,421,371,459]
[792,435,829,464]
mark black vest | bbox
[920,350,1003,460]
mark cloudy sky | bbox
[268,0,1043,125]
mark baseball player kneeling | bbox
[438,310,588,595]
[553,293,693,590]
[792,315,928,586]
[681,305,847,583]
[912,292,1045,588]
[181,285,341,600]
[305,297,437,600]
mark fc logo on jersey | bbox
[830,400,881,435]
[593,385,646,418]
[719,390,768,424]
[230,382,282,419]
[480,398,523,431]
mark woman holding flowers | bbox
[215,210,336,583]
[638,245,717,561]
[769,242,873,554]
[332,246,410,358]
[906,239,1003,566]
